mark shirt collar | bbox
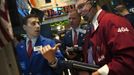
[92,9,102,30]
[26,36,37,46]
[71,26,80,32]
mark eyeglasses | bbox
[77,0,90,10]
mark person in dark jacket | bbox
[115,3,134,28]
[60,9,86,75]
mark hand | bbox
[40,43,60,63]
[65,49,77,59]
[67,52,77,59]
[92,71,100,75]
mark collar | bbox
[71,26,80,32]
[26,36,37,47]
[92,9,102,30]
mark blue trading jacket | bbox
[16,35,64,75]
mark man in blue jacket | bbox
[16,14,64,75]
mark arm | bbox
[92,15,134,75]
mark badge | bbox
[79,29,86,34]
[34,46,42,52]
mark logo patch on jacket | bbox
[98,55,105,62]
[117,27,129,32]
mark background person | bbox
[60,9,86,75]
[114,3,134,28]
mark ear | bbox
[23,25,26,31]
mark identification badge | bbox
[34,46,42,51]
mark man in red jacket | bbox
[76,0,134,75]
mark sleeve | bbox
[59,35,68,58]
[48,39,65,74]
[105,17,134,75]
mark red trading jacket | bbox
[83,10,134,75]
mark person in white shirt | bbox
[60,9,86,75]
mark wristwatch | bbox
[49,58,58,67]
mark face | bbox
[114,5,125,16]
[23,17,40,38]
[68,11,81,29]
[76,0,97,22]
